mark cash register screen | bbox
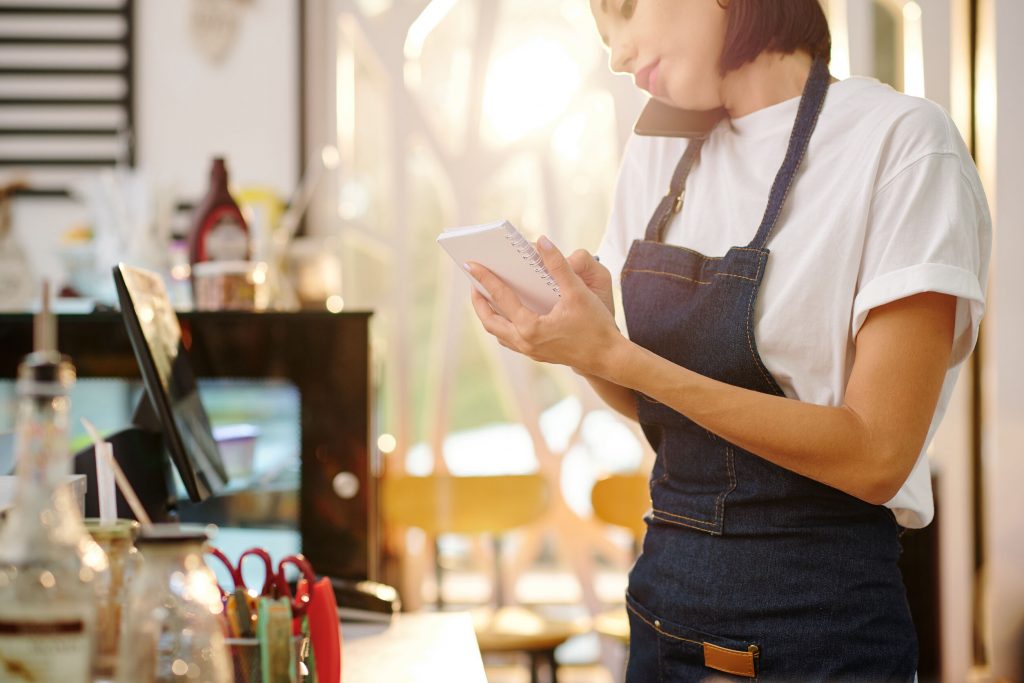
[113,264,228,501]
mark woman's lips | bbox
[634,59,661,95]
[649,62,663,96]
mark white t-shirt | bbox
[597,76,991,529]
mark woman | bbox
[466,0,990,680]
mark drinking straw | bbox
[81,417,153,529]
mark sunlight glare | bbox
[483,38,582,144]
[902,2,926,97]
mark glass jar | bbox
[116,524,233,683]
[85,518,141,678]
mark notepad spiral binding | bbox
[504,227,561,296]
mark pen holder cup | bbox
[225,635,311,683]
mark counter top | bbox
[341,612,487,683]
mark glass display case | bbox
[0,310,377,582]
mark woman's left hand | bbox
[467,235,623,376]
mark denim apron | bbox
[620,58,918,682]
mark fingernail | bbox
[538,235,554,251]
[463,262,473,272]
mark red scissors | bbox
[273,554,316,619]
[206,546,276,599]
[205,547,276,639]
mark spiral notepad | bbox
[437,220,561,315]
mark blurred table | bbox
[342,612,486,683]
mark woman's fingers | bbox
[465,262,534,326]
[470,288,517,340]
[535,236,583,296]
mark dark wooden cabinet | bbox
[0,311,378,582]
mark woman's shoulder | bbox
[833,77,967,166]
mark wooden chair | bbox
[590,472,651,645]
[382,473,585,683]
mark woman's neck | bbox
[719,51,815,119]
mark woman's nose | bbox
[608,37,635,75]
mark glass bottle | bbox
[85,518,141,678]
[188,157,250,265]
[0,350,109,682]
[116,525,233,683]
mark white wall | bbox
[135,0,298,199]
[9,0,299,289]
[977,0,1024,679]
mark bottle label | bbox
[204,209,248,261]
[0,619,91,681]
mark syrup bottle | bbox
[188,157,250,264]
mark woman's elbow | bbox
[858,446,918,506]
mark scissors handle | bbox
[204,547,243,598]
[276,554,317,617]
[238,547,276,597]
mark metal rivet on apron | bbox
[654,620,661,628]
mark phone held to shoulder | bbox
[633,98,727,139]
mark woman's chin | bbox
[651,92,721,113]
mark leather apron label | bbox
[703,641,757,678]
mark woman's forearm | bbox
[594,288,955,506]
[582,373,638,421]
[596,338,899,503]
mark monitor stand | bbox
[73,392,176,523]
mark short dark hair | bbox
[719,0,832,74]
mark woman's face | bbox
[590,0,729,111]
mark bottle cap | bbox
[135,523,211,545]
[17,351,75,397]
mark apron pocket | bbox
[626,594,760,681]
[649,436,737,535]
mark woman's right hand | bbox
[566,249,615,317]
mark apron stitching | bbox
[759,78,828,247]
[622,268,711,286]
[623,267,759,284]
[714,446,738,526]
[751,58,830,250]
[743,254,780,391]
[628,245,763,280]
[625,602,703,647]
[651,507,718,527]
[715,272,759,282]
[638,242,766,259]
[650,515,718,534]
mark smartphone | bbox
[633,99,727,138]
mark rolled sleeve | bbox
[852,152,991,368]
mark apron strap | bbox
[747,57,832,250]
[643,137,705,243]
[641,57,831,248]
